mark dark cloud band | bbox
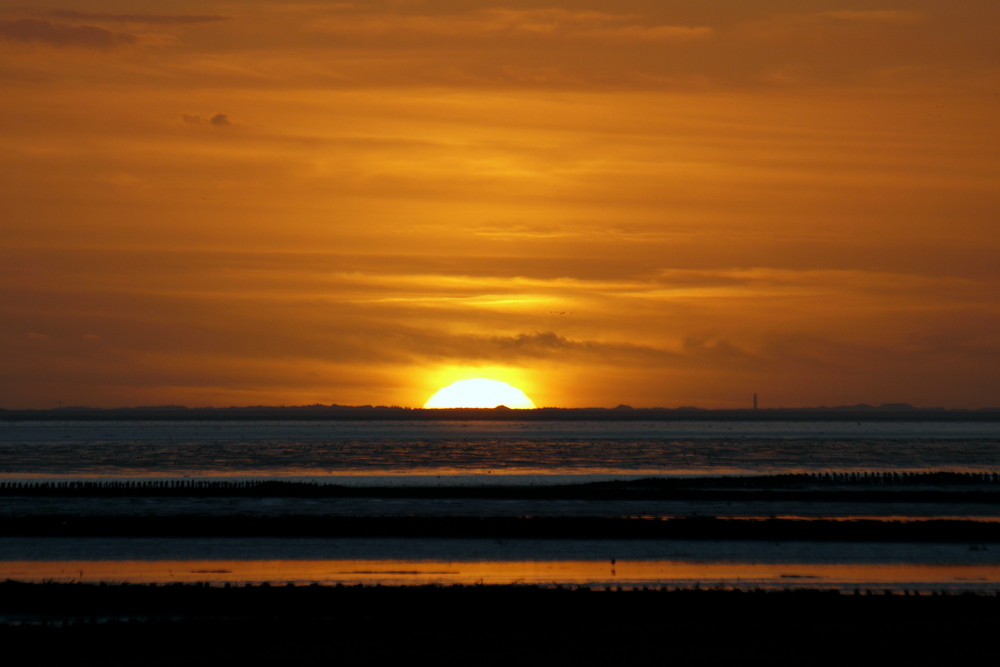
[0,19,135,49]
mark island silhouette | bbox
[2,403,997,421]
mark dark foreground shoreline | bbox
[2,582,998,665]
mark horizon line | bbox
[3,403,998,413]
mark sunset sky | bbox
[2,0,999,409]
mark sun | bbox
[423,378,537,409]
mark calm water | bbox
[1,420,998,481]
[2,536,998,592]
[2,420,998,590]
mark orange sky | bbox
[2,1,999,409]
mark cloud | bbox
[492,331,598,356]
[578,24,712,43]
[311,7,711,44]
[478,9,712,43]
[0,19,135,49]
[462,331,676,364]
[44,11,230,25]
[650,267,976,295]
[817,11,925,24]
[181,113,232,128]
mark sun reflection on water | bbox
[2,559,998,591]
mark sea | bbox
[1,419,999,591]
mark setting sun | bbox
[424,379,537,409]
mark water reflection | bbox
[7,496,1000,522]
[3,420,999,479]
[2,559,998,591]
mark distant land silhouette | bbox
[2,404,999,421]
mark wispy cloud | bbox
[43,11,230,25]
[817,11,925,24]
[0,19,134,49]
[310,7,711,43]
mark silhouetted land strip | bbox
[4,473,1000,503]
[3,515,999,541]
[1,582,998,666]
[4,404,1000,421]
